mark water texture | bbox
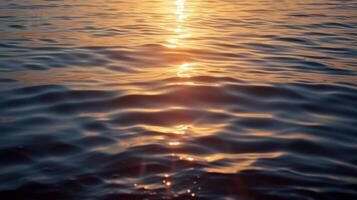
[0,0,357,199]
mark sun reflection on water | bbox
[175,0,186,22]
[172,124,190,134]
[164,0,189,48]
[162,0,199,81]
[177,62,196,78]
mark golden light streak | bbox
[172,124,190,134]
[169,141,181,146]
[175,0,186,22]
[177,62,196,78]
[163,0,189,49]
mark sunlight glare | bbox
[177,62,196,78]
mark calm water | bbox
[0,0,357,199]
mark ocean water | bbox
[0,0,357,199]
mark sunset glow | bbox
[0,0,356,199]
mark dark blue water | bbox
[0,0,357,199]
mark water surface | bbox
[0,0,357,199]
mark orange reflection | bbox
[204,152,283,173]
[164,1,201,82]
[175,0,187,22]
[164,0,189,49]
[172,124,190,135]
[168,141,181,146]
[177,62,196,78]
